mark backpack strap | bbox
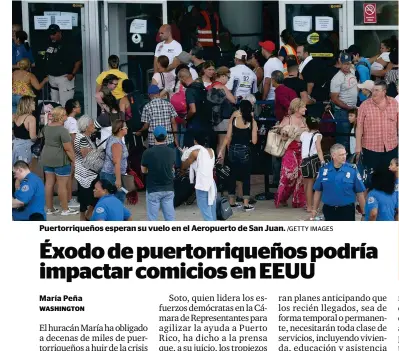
[160,72,165,89]
[307,131,318,158]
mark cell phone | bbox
[120,187,128,194]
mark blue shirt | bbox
[91,195,131,221]
[13,173,46,221]
[314,162,366,206]
[365,189,398,221]
[356,58,371,103]
[12,42,35,66]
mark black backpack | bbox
[126,91,145,131]
[206,87,227,126]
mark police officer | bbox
[12,161,46,221]
[91,180,133,221]
[311,143,366,221]
[45,24,82,106]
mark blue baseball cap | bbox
[340,52,351,63]
[148,85,160,95]
[153,125,167,139]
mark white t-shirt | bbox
[152,71,175,90]
[350,127,356,155]
[226,64,258,97]
[263,57,284,100]
[154,40,182,66]
[370,52,390,71]
[300,131,322,158]
[64,117,78,134]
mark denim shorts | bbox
[43,164,72,176]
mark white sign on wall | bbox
[130,19,147,34]
[61,12,78,27]
[54,16,73,30]
[34,16,51,30]
[315,16,334,31]
[293,16,312,32]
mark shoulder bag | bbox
[300,132,331,178]
[82,137,109,174]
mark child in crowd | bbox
[64,99,81,209]
[389,158,398,192]
[300,116,324,213]
[348,108,358,157]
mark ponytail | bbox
[239,100,253,125]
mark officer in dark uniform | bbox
[12,161,46,221]
[45,24,82,106]
[311,144,366,221]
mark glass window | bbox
[285,4,341,54]
[354,30,398,58]
[354,1,398,25]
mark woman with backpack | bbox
[206,66,237,155]
[218,100,258,212]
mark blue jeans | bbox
[146,191,175,221]
[334,109,351,153]
[196,182,217,221]
[12,94,22,114]
[175,124,186,168]
[100,172,126,204]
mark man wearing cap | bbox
[154,24,182,73]
[330,53,358,153]
[173,51,199,80]
[226,50,257,98]
[137,85,179,149]
[45,24,82,106]
[347,45,371,103]
[141,125,176,221]
[259,41,283,101]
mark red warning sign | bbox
[363,3,377,24]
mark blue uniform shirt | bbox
[13,173,46,221]
[91,195,131,221]
[314,162,366,206]
[12,43,35,66]
[365,189,398,221]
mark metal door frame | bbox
[279,0,348,50]
[21,0,100,117]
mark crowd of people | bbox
[11,16,398,222]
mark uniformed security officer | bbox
[91,180,133,221]
[311,143,366,221]
[45,24,82,106]
[12,161,46,221]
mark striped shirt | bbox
[357,97,398,152]
[74,133,98,188]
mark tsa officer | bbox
[311,144,366,221]
[45,24,82,106]
[91,180,133,221]
[12,161,46,221]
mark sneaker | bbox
[255,192,274,201]
[236,197,257,204]
[61,208,79,216]
[230,203,242,209]
[46,208,60,215]
[243,205,255,212]
[68,199,80,208]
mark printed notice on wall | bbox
[54,15,73,30]
[293,16,312,32]
[130,19,147,34]
[34,16,51,30]
[61,12,78,27]
[315,16,334,31]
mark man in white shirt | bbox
[259,41,284,101]
[226,50,257,98]
[154,24,182,73]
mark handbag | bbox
[300,132,331,178]
[264,127,287,157]
[82,137,109,173]
[31,137,45,158]
[121,174,136,192]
